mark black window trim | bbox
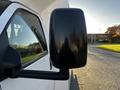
[4,8,48,68]
[0,0,12,16]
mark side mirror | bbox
[50,8,87,69]
[0,8,87,81]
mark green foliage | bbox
[22,53,41,64]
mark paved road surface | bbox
[70,45,120,90]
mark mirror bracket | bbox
[15,69,69,80]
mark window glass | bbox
[6,9,47,65]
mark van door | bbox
[0,7,54,90]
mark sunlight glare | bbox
[85,14,100,34]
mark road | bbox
[70,44,120,90]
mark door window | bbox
[5,9,47,66]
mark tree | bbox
[105,25,120,43]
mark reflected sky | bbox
[7,15,38,46]
[69,0,120,34]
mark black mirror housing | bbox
[50,8,87,69]
[0,46,21,81]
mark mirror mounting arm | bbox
[15,69,69,80]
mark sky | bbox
[69,0,120,34]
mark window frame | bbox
[4,8,48,68]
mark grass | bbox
[21,54,41,64]
[97,44,120,53]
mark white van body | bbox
[0,0,70,90]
